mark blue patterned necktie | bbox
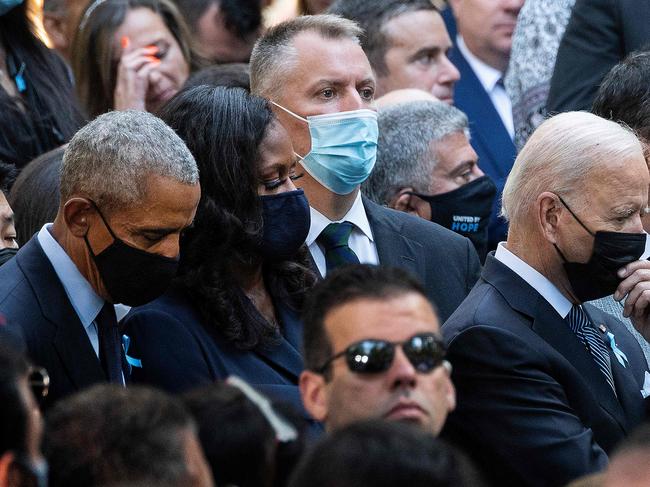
[566,305,616,393]
[317,222,360,273]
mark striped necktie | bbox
[317,222,360,273]
[566,305,615,393]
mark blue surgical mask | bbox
[273,103,378,195]
[0,0,22,15]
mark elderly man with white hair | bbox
[442,111,650,487]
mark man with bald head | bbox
[250,14,479,322]
[442,112,650,486]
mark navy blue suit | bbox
[442,254,648,487]
[0,238,113,409]
[122,287,315,427]
[443,8,517,250]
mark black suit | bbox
[0,237,116,408]
[360,198,480,322]
[442,254,648,487]
[548,0,650,112]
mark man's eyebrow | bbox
[135,226,181,236]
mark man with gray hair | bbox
[442,111,650,486]
[363,99,496,260]
[250,14,480,323]
[0,110,200,408]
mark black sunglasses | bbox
[316,333,447,375]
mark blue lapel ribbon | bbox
[606,332,628,368]
[122,335,142,369]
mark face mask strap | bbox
[556,194,595,236]
[83,200,121,258]
[270,101,308,123]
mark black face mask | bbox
[410,176,497,260]
[259,189,311,260]
[554,195,647,303]
[0,246,18,266]
[84,202,179,306]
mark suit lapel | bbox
[17,238,105,389]
[363,198,425,278]
[482,255,628,429]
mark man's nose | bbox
[438,55,461,84]
[387,347,418,390]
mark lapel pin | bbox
[599,324,607,333]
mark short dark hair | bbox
[0,339,30,457]
[0,162,18,194]
[8,146,63,245]
[327,0,438,77]
[174,0,261,40]
[288,419,484,487]
[45,385,197,487]
[302,264,428,372]
[183,63,251,91]
[183,383,276,487]
[593,50,650,142]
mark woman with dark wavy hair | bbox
[123,85,316,424]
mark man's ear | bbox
[0,451,15,487]
[63,198,95,238]
[537,191,563,244]
[299,370,328,423]
[389,188,426,217]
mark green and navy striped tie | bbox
[317,222,360,273]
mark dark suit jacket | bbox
[547,0,650,112]
[0,237,110,408]
[362,198,480,322]
[442,11,517,249]
[442,254,648,487]
[122,287,316,429]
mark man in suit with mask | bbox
[363,99,496,262]
[0,110,200,408]
[249,14,480,322]
[442,111,650,486]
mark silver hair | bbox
[501,111,644,229]
[60,110,199,211]
[362,100,470,205]
[250,14,363,99]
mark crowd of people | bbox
[1,0,650,486]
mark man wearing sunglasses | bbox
[442,112,650,487]
[299,264,455,434]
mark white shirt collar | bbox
[494,242,573,318]
[456,35,504,93]
[37,223,104,330]
[306,191,374,246]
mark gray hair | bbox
[60,110,199,211]
[363,100,469,205]
[250,14,363,98]
[501,111,644,229]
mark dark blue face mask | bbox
[259,189,311,260]
[0,247,18,266]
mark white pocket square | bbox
[641,371,650,399]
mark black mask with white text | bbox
[84,202,179,306]
[554,195,647,303]
[410,176,496,260]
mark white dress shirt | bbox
[495,242,572,318]
[457,36,515,140]
[306,191,379,277]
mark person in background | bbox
[328,0,460,102]
[0,0,84,169]
[0,111,200,408]
[602,424,650,487]
[45,385,214,487]
[250,14,480,322]
[42,0,91,62]
[299,265,455,434]
[9,146,63,247]
[443,112,650,486]
[289,420,483,487]
[0,341,47,487]
[443,0,523,250]
[0,162,18,266]
[71,0,202,118]
[123,86,317,426]
[184,379,304,487]
[173,0,262,63]
[363,100,495,261]
[183,63,250,91]
[298,0,332,15]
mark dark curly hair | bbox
[158,85,315,351]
